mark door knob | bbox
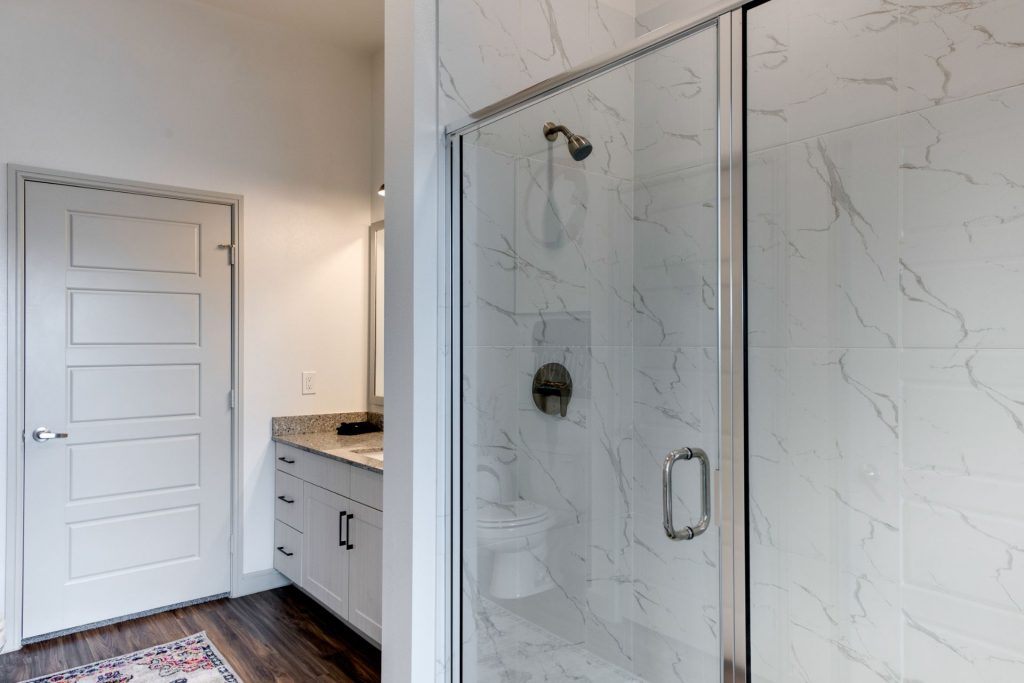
[32,427,69,443]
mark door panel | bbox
[68,364,200,421]
[68,435,201,501]
[457,22,722,683]
[69,290,200,345]
[303,484,350,617]
[67,212,200,274]
[348,500,383,643]
[23,181,232,638]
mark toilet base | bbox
[489,547,555,599]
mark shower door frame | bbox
[444,4,751,682]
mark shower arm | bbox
[543,122,573,141]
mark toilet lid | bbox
[477,500,549,528]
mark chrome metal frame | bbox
[445,5,752,683]
[446,136,463,683]
[718,10,749,683]
[446,0,750,135]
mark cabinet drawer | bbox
[273,520,302,585]
[275,470,304,531]
[274,443,304,477]
[349,466,383,511]
[275,443,350,498]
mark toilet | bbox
[476,499,556,599]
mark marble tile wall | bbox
[746,1,1024,682]
[439,0,636,126]
[448,0,1024,679]
[459,52,643,669]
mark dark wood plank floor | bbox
[0,586,381,682]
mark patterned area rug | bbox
[21,632,243,683]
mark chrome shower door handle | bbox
[662,447,711,541]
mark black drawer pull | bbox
[277,495,294,504]
[276,546,294,557]
[339,510,348,547]
[346,513,354,550]
[278,456,296,464]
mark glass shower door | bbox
[455,21,727,683]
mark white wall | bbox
[371,49,386,224]
[0,0,373,616]
[382,0,443,680]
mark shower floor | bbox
[475,599,644,682]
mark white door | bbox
[23,181,233,639]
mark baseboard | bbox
[232,568,290,598]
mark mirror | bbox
[368,221,384,412]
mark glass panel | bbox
[747,1,1024,682]
[459,23,721,683]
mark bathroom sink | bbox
[326,446,383,462]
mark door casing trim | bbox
[4,164,246,652]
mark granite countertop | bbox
[273,430,383,473]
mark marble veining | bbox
[473,598,644,682]
[746,1,1024,681]
[447,0,1024,680]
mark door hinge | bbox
[218,242,237,265]
[229,389,236,409]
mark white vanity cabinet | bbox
[273,442,383,645]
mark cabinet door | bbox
[347,499,383,643]
[303,483,350,618]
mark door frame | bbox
[4,165,245,652]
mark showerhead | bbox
[543,122,593,161]
[566,134,593,161]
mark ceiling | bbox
[195,0,384,54]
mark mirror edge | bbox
[368,220,385,415]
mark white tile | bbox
[632,164,719,348]
[746,0,901,146]
[461,143,521,348]
[588,0,636,58]
[903,585,1024,683]
[901,350,1024,480]
[749,120,901,350]
[515,158,635,348]
[439,0,526,123]
[904,499,1024,614]
[634,25,718,177]
[632,346,719,522]
[474,599,644,682]
[899,0,1024,113]
[746,0,791,152]
[520,0,591,84]
[900,86,1024,348]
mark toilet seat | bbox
[477,500,550,530]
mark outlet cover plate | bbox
[302,371,316,395]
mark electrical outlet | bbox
[302,371,316,395]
